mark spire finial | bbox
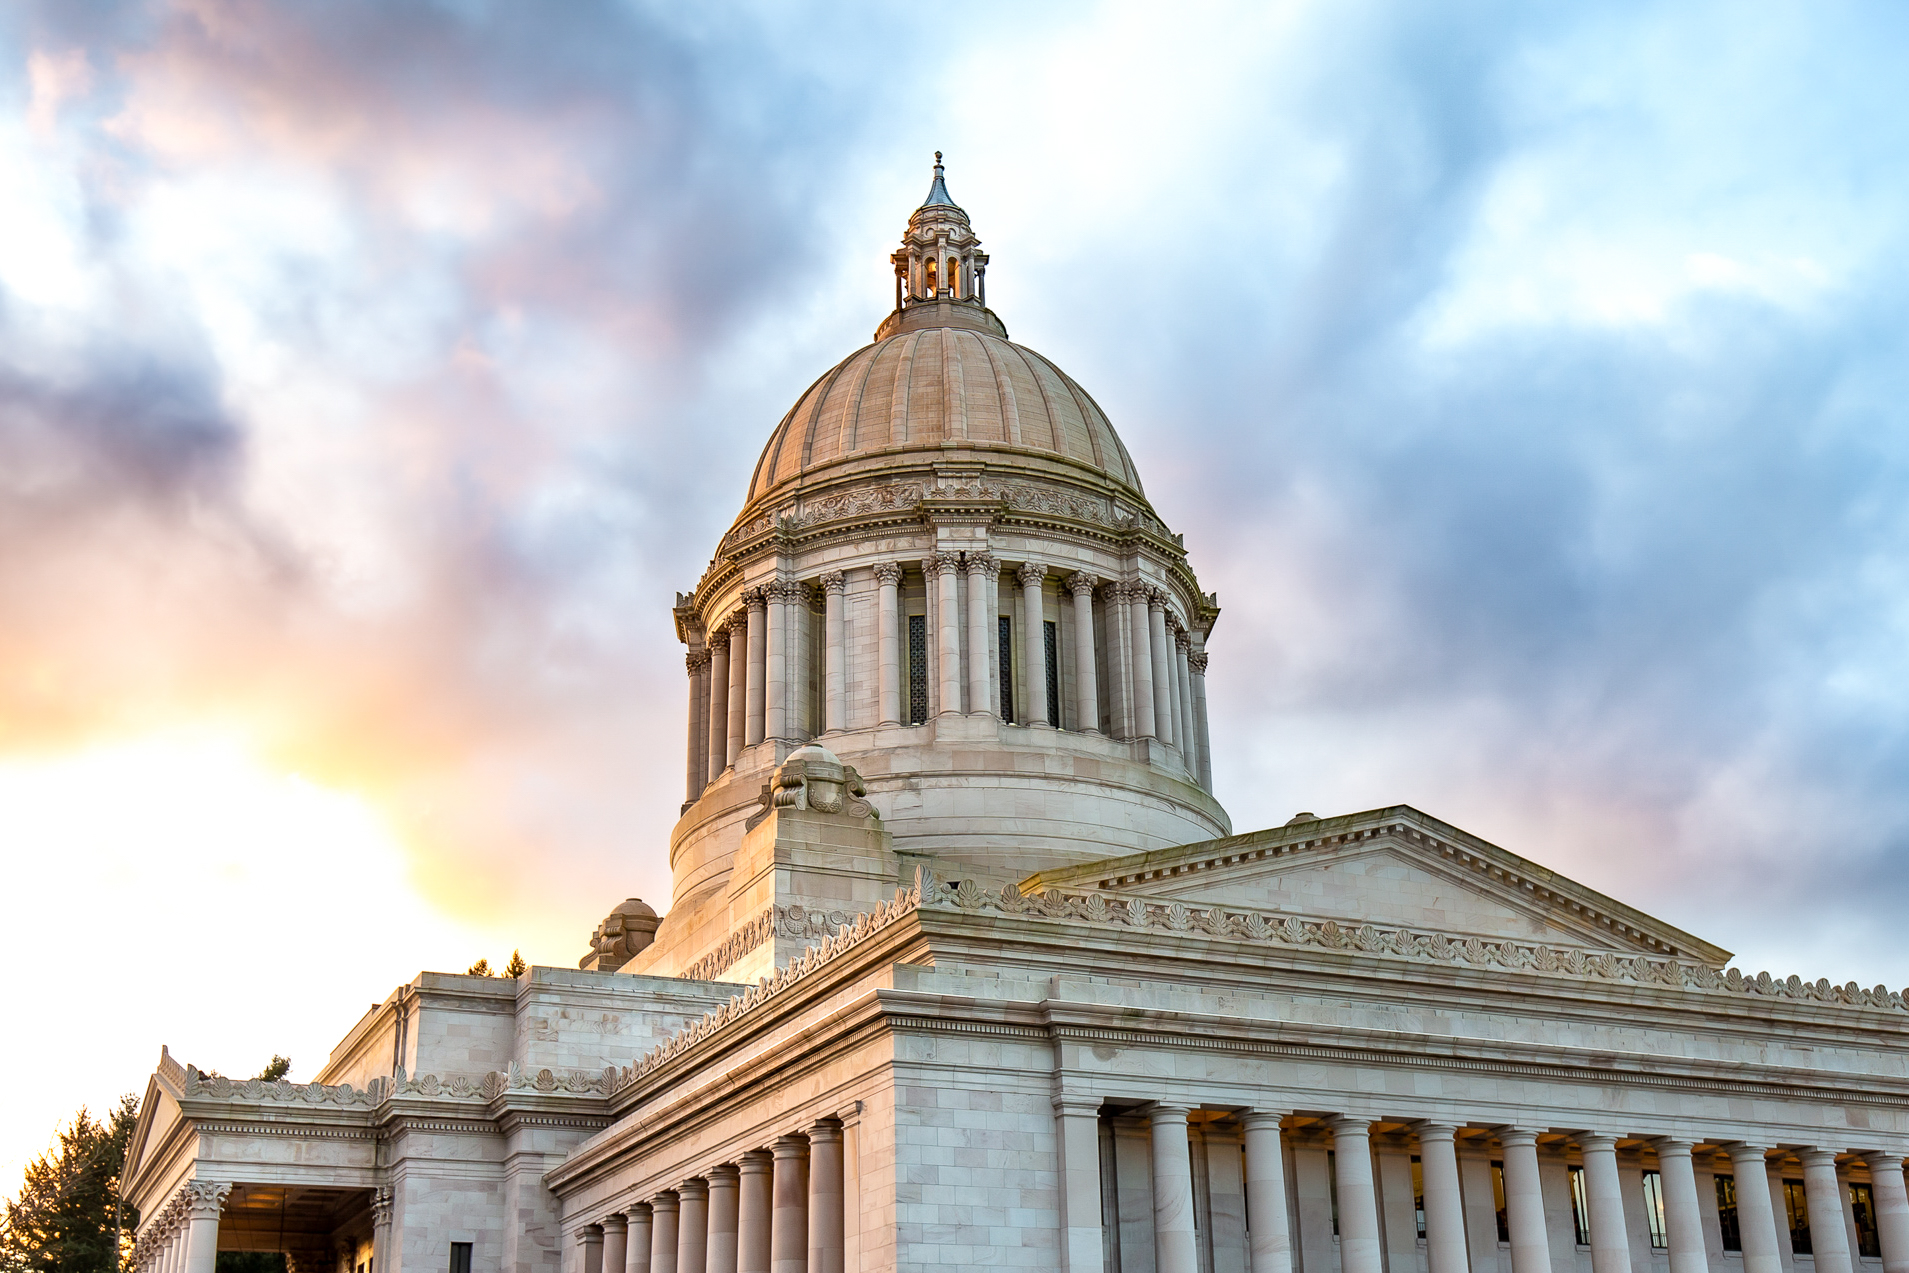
[921,151,955,209]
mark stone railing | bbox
[177,1060,619,1107]
[622,865,1908,1089]
[679,904,853,983]
[934,877,1909,1012]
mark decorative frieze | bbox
[678,903,861,983]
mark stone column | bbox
[1416,1124,1468,1273]
[1242,1112,1293,1273]
[821,572,846,733]
[685,651,709,803]
[725,621,746,765]
[580,1227,604,1273]
[875,563,902,724]
[706,629,731,781]
[1150,1105,1199,1273]
[745,590,767,747]
[1174,634,1196,768]
[809,1121,844,1273]
[1801,1150,1855,1273]
[370,1186,393,1273]
[1067,572,1099,733]
[1652,1140,1708,1273]
[1190,649,1213,787]
[1578,1135,1631,1273]
[771,1136,808,1273]
[738,1152,773,1273]
[706,1167,740,1273]
[1148,591,1175,745]
[627,1205,654,1273]
[603,1214,629,1273]
[182,1182,231,1273]
[1018,562,1049,726]
[765,582,789,742]
[1727,1146,1786,1273]
[1164,621,1185,751]
[1860,1154,1909,1273]
[927,554,962,715]
[651,1194,680,1273]
[1328,1118,1383,1273]
[1054,1096,1106,1273]
[678,1180,708,1273]
[1498,1129,1553,1273]
[1128,586,1157,738]
[1100,583,1130,735]
[965,554,998,717]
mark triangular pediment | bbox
[1021,805,1730,965]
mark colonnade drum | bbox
[677,557,1216,804]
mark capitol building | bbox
[124,161,1909,1273]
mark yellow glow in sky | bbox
[0,734,528,1187]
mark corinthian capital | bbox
[371,1186,394,1227]
[1016,560,1047,588]
[872,561,904,586]
[819,570,846,595]
[686,650,710,672]
[964,552,999,579]
[923,552,962,579]
[745,585,768,610]
[184,1181,232,1220]
[1065,570,1099,597]
[1189,652,1209,675]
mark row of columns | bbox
[577,1121,843,1273]
[683,560,1216,802]
[1057,1102,1909,1273]
[135,1182,234,1273]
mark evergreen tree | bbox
[0,1094,138,1273]
[466,958,492,977]
[254,1057,291,1083]
[503,950,527,978]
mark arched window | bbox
[948,258,961,298]
[924,258,937,296]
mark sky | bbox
[3,0,1909,1189]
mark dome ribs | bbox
[956,331,1005,444]
[886,329,924,447]
[796,343,868,476]
[1007,341,1065,457]
[840,340,884,457]
[911,329,946,446]
[974,328,1023,447]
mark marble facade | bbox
[124,160,1909,1273]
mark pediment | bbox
[123,1048,187,1203]
[1021,805,1730,965]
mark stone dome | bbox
[744,317,1147,506]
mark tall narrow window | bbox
[1044,620,1060,726]
[1412,1156,1426,1240]
[950,259,962,297]
[1716,1175,1741,1253]
[1492,1162,1509,1243]
[1851,1183,1881,1258]
[907,614,928,723]
[449,1245,473,1273]
[1570,1165,1591,1246]
[1785,1179,1812,1254]
[998,615,1014,721]
[925,258,938,295]
[1643,1170,1668,1249]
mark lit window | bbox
[1716,1176,1741,1253]
[1570,1165,1590,1246]
[1642,1170,1667,1249]
[1491,1162,1509,1243]
[1785,1179,1811,1254]
[1851,1183,1881,1259]
[925,259,937,295]
[1412,1156,1425,1240]
[949,259,961,297]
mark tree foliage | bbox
[254,1057,292,1083]
[1,1094,139,1273]
[503,950,527,978]
[466,958,492,977]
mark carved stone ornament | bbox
[964,552,1000,579]
[872,561,904,586]
[1066,570,1099,597]
[745,746,875,831]
[1017,560,1047,587]
[183,1181,232,1220]
[371,1187,394,1227]
[819,570,846,594]
[1189,652,1209,674]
